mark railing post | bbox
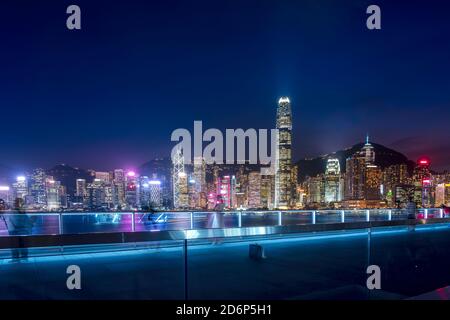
[341,210,345,223]
[238,211,242,227]
[183,239,188,300]
[366,210,370,222]
[58,213,63,234]
[131,212,135,232]
[388,209,392,221]
[424,209,428,219]
[278,211,282,226]
[312,210,316,224]
[440,208,444,218]
[190,212,194,229]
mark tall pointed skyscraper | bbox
[362,134,375,165]
[274,97,293,209]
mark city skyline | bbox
[1,0,450,171]
[1,120,449,212]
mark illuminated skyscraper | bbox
[345,153,366,200]
[324,158,341,203]
[76,179,87,197]
[45,177,61,210]
[30,168,47,207]
[436,183,450,207]
[95,171,111,183]
[362,134,375,165]
[247,171,261,208]
[413,158,433,207]
[0,185,12,207]
[192,156,206,208]
[172,147,188,209]
[365,164,382,200]
[274,97,293,209]
[12,176,28,201]
[138,176,154,208]
[149,180,162,207]
[125,171,139,209]
[217,176,231,208]
[260,174,274,209]
[113,169,126,208]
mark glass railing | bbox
[1,220,450,299]
[0,208,446,236]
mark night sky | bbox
[1,0,450,172]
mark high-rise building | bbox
[275,97,293,209]
[435,183,450,207]
[45,177,61,210]
[113,169,126,209]
[217,176,232,208]
[365,164,382,200]
[95,171,111,183]
[260,174,274,209]
[324,158,341,203]
[413,158,432,207]
[12,176,28,202]
[382,164,409,206]
[0,185,12,208]
[149,180,162,207]
[345,153,366,200]
[138,176,150,208]
[172,147,188,209]
[87,178,106,209]
[125,171,139,209]
[76,179,87,197]
[362,134,375,165]
[30,168,46,207]
[247,171,261,209]
[306,175,324,204]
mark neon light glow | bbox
[16,176,26,182]
[0,186,10,191]
[127,171,136,177]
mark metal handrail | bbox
[1,217,449,250]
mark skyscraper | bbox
[12,176,28,202]
[324,158,341,203]
[247,171,261,208]
[274,97,293,209]
[30,168,47,207]
[345,152,366,200]
[362,134,375,165]
[172,147,188,209]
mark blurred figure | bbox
[208,195,225,228]
[5,198,35,261]
[406,197,417,219]
[207,195,225,245]
[441,204,450,218]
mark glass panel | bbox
[369,209,390,221]
[370,223,450,299]
[345,210,367,222]
[0,241,185,299]
[281,211,312,225]
[187,229,370,299]
[0,213,60,236]
[315,210,341,224]
[241,211,278,227]
[61,213,132,234]
[135,212,192,231]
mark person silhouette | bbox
[6,198,35,262]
